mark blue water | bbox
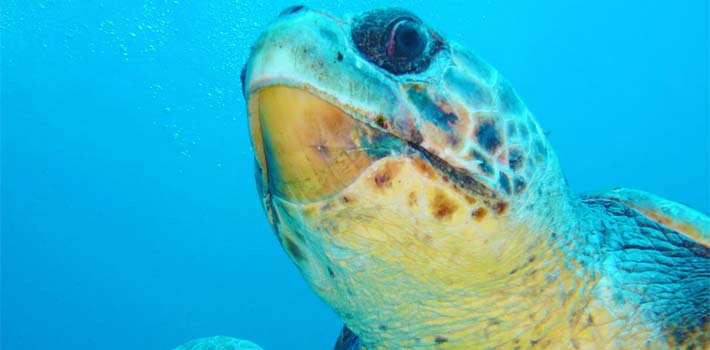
[1,1,707,349]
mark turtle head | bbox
[244,7,571,348]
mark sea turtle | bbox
[240,6,709,350]
[174,336,264,350]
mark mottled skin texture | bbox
[242,7,710,350]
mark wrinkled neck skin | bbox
[270,156,628,350]
[271,157,702,350]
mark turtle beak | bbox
[240,5,309,97]
[247,86,376,202]
[242,8,376,203]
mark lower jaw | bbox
[248,85,385,203]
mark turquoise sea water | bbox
[1,1,707,349]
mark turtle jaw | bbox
[243,7,427,145]
[248,85,381,203]
[243,6,555,205]
[248,84,501,205]
[243,9,388,205]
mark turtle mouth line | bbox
[406,141,499,200]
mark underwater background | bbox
[1,1,707,349]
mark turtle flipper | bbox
[583,188,710,348]
[334,326,361,350]
[584,188,709,246]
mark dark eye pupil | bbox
[390,21,425,59]
[352,9,444,75]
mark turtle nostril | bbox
[279,5,306,17]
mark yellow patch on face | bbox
[248,96,269,187]
[299,155,527,289]
[249,85,375,202]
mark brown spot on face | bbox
[408,191,418,207]
[341,195,354,204]
[430,190,459,220]
[372,161,401,188]
[464,195,476,204]
[417,230,433,244]
[412,157,436,179]
[374,172,390,187]
[471,207,488,220]
[492,201,508,215]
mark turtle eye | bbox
[387,19,426,60]
[351,8,444,75]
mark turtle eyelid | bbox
[351,8,444,75]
